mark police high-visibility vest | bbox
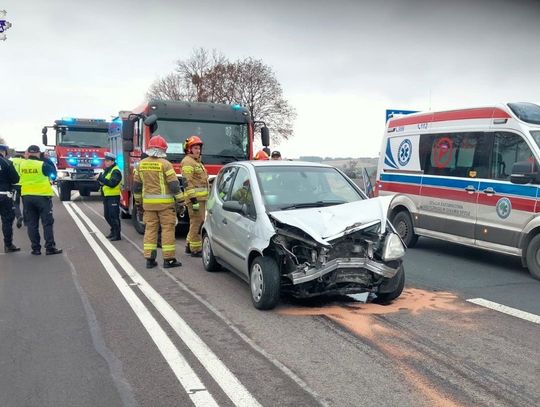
[10,157,23,186]
[102,165,121,197]
[19,159,53,196]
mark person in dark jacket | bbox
[96,152,122,241]
[19,145,62,255]
[0,144,21,252]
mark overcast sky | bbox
[1,0,540,158]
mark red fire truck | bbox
[108,99,270,234]
[42,118,110,201]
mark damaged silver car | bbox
[202,161,406,310]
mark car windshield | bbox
[255,166,365,211]
[154,120,250,164]
[58,128,108,148]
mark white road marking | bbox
[82,200,331,407]
[467,298,540,325]
[69,202,262,407]
[63,202,219,407]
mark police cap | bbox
[104,152,116,160]
[0,144,9,152]
[27,145,41,153]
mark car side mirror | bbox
[222,200,246,215]
[261,126,270,147]
[510,160,537,184]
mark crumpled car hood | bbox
[268,196,393,246]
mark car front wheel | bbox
[250,256,281,310]
[202,233,221,272]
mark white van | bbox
[375,102,540,279]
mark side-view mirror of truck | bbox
[261,126,270,147]
[122,118,134,141]
[144,114,158,134]
[42,127,48,145]
[510,160,538,184]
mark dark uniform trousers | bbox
[22,196,56,251]
[103,196,121,238]
[0,195,15,247]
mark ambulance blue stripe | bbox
[380,173,539,198]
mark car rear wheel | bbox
[392,210,418,248]
[202,233,221,272]
[250,257,280,310]
[525,234,540,280]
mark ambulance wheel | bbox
[392,210,418,248]
[59,182,71,201]
[525,234,540,280]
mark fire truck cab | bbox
[109,99,270,234]
[42,118,110,201]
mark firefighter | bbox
[0,144,20,253]
[133,136,183,269]
[19,145,62,255]
[254,149,270,160]
[10,151,24,228]
[181,135,209,257]
[96,152,122,241]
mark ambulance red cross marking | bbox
[433,137,453,169]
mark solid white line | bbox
[63,202,219,407]
[81,200,330,407]
[69,202,262,407]
[467,298,540,325]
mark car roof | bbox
[245,160,334,168]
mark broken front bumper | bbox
[287,257,399,285]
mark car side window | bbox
[229,167,256,219]
[216,167,237,201]
[490,132,538,182]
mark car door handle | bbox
[483,187,495,195]
[464,185,476,193]
[222,218,228,224]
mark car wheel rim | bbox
[251,264,264,302]
[203,237,211,266]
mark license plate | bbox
[77,162,91,167]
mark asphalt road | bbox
[1,192,539,407]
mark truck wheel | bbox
[59,182,71,201]
[120,209,131,219]
[250,256,281,310]
[392,210,418,248]
[375,265,405,304]
[132,204,145,235]
[79,188,90,197]
[525,234,540,280]
[202,233,221,272]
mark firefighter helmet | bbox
[148,135,168,151]
[184,135,203,153]
[254,150,269,160]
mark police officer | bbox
[10,151,24,228]
[97,152,122,241]
[19,145,62,255]
[181,136,209,257]
[133,136,182,269]
[0,144,20,252]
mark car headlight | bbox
[382,232,405,261]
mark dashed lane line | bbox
[68,202,263,407]
[64,201,220,407]
[467,298,540,325]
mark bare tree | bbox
[146,48,296,143]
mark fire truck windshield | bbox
[155,120,249,163]
[58,128,109,148]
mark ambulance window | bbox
[424,132,487,178]
[490,132,537,181]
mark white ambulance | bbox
[375,102,540,279]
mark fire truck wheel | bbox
[59,182,72,202]
[79,188,91,197]
[133,207,145,235]
[120,209,131,219]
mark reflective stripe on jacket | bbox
[180,155,209,202]
[19,159,53,196]
[133,157,180,210]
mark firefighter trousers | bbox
[143,206,176,260]
[187,201,205,254]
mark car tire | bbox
[525,234,540,280]
[202,233,221,272]
[59,182,71,202]
[375,266,405,304]
[250,256,281,310]
[392,210,418,248]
